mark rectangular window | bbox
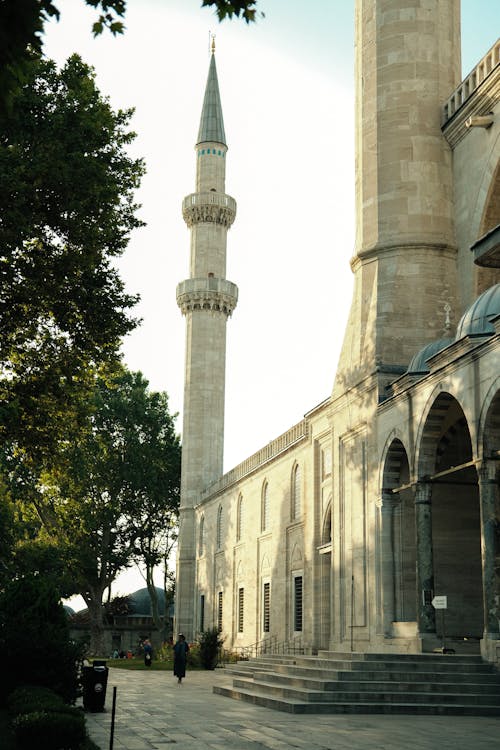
[294,575,303,632]
[200,594,205,633]
[217,591,223,634]
[238,587,244,633]
[263,581,270,633]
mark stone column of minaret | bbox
[175,49,237,640]
[334,0,461,398]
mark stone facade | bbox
[175,3,500,666]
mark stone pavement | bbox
[83,667,500,750]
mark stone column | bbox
[379,491,397,636]
[477,460,500,639]
[415,481,436,634]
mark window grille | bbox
[238,587,244,633]
[200,594,205,632]
[263,581,270,632]
[218,591,223,633]
[294,576,303,632]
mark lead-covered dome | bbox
[407,337,454,374]
[455,284,500,339]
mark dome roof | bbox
[128,587,166,616]
[407,337,454,374]
[456,284,500,340]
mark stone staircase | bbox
[213,651,500,715]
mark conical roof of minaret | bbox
[196,52,226,146]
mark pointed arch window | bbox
[199,515,205,556]
[292,464,302,520]
[236,494,244,542]
[261,481,269,532]
[216,506,223,550]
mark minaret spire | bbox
[175,51,238,640]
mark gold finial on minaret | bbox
[211,33,216,55]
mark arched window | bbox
[292,463,302,520]
[216,505,223,549]
[236,494,244,542]
[199,515,205,556]
[261,481,269,532]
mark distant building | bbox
[69,587,173,655]
[175,3,500,665]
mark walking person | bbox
[173,634,189,684]
[143,638,153,667]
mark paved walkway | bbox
[83,667,500,750]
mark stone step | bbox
[317,650,485,663]
[216,651,500,715]
[244,654,496,674]
[255,670,500,694]
[231,676,500,706]
[213,685,500,716]
[263,662,500,684]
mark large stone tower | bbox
[334,0,462,398]
[175,49,237,639]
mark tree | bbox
[0,54,143,467]
[0,1,262,113]
[34,367,180,654]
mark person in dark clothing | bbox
[173,634,189,684]
[143,638,153,667]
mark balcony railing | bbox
[442,39,500,124]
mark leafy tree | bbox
[34,367,180,654]
[0,1,263,112]
[0,54,143,466]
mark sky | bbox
[43,0,500,603]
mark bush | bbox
[13,709,86,750]
[197,628,225,670]
[7,685,64,714]
[0,575,83,705]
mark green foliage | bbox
[197,628,225,670]
[0,575,82,705]
[202,0,263,23]
[0,54,143,468]
[13,708,86,750]
[7,685,65,714]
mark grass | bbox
[103,657,175,671]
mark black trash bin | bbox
[82,660,109,711]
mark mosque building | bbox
[175,1,500,667]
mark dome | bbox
[128,587,166,616]
[455,284,500,340]
[407,337,454,374]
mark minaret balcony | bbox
[176,277,238,317]
[182,192,237,228]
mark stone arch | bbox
[198,514,205,556]
[216,505,223,550]
[416,391,483,641]
[380,438,416,632]
[291,462,302,520]
[261,479,269,532]
[476,158,500,295]
[236,493,243,542]
[290,542,303,570]
[319,498,332,649]
[479,380,500,460]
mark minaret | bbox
[175,45,237,639]
[334,0,461,398]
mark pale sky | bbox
[43,0,499,603]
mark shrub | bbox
[7,685,64,715]
[197,628,225,670]
[13,708,86,750]
[0,575,83,704]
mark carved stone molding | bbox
[182,192,237,228]
[176,277,238,317]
